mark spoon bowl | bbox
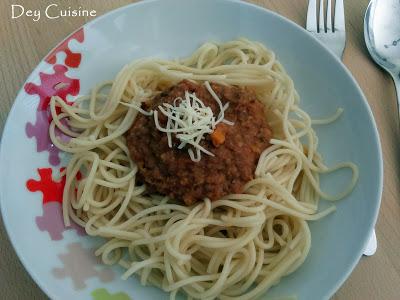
[364,0,400,77]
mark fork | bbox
[306,0,346,58]
[306,0,377,256]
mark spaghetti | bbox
[49,38,358,300]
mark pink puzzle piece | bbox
[26,110,71,166]
[36,202,85,240]
[52,243,114,290]
[26,110,60,166]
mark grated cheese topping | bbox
[145,81,234,162]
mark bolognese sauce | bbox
[126,80,272,205]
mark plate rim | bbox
[0,0,383,299]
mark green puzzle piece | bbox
[91,288,131,300]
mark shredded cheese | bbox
[126,81,234,162]
[156,81,235,161]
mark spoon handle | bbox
[392,72,400,121]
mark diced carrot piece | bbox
[211,125,226,147]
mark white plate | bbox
[0,0,382,299]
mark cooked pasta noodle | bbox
[49,38,358,300]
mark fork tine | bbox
[319,0,325,32]
[326,0,332,32]
[306,0,318,32]
[334,0,345,31]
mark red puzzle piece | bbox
[26,168,66,204]
[45,28,84,68]
[26,168,82,204]
[24,64,79,111]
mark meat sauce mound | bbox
[126,80,272,205]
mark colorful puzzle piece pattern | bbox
[91,288,131,300]
[36,202,85,240]
[52,243,114,290]
[26,168,66,204]
[24,64,80,166]
[24,64,79,111]
[24,29,83,166]
[22,27,102,296]
[45,28,84,68]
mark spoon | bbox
[362,0,400,256]
[365,0,400,115]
